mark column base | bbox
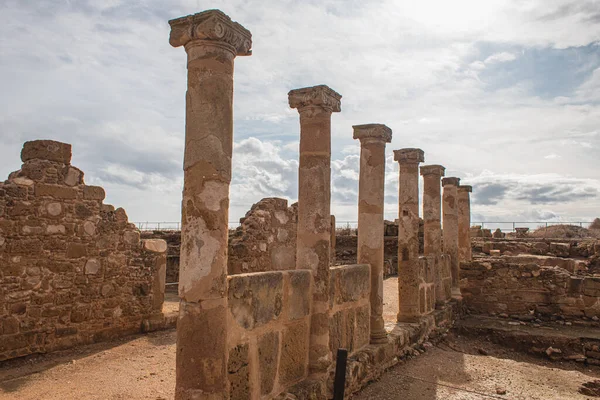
[370,330,389,345]
[451,287,462,299]
[396,313,420,323]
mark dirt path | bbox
[2,278,599,399]
[0,330,176,400]
[355,333,600,400]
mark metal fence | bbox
[134,220,595,233]
[472,221,595,233]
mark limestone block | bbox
[583,278,600,297]
[11,177,34,186]
[489,249,501,256]
[124,230,140,245]
[143,239,167,253]
[85,259,101,275]
[83,185,106,201]
[21,140,71,164]
[64,167,83,186]
[46,225,66,235]
[331,264,370,305]
[46,202,62,216]
[66,243,87,258]
[228,343,250,400]
[83,221,96,236]
[258,331,280,395]
[287,270,311,320]
[228,272,284,329]
[279,320,308,385]
[35,184,77,199]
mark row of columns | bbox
[169,9,473,397]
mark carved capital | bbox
[353,124,392,144]
[420,164,445,177]
[288,85,342,113]
[442,177,461,187]
[458,185,472,193]
[393,148,424,164]
[169,9,252,56]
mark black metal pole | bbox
[333,348,348,400]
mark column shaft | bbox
[289,85,341,373]
[421,165,445,306]
[458,185,472,264]
[443,177,460,298]
[354,125,392,344]
[169,10,252,399]
[395,149,424,322]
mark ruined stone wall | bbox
[461,258,600,319]
[228,198,298,274]
[0,140,167,361]
[226,269,312,399]
[329,264,370,359]
[141,231,180,286]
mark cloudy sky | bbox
[1,0,599,228]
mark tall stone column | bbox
[289,85,341,373]
[395,148,424,322]
[420,165,445,305]
[458,185,473,264]
[442,177,461,298]
[169,10,252,399]
[354,124,392,344]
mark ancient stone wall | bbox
[0,140,167,361]
[461,258,600,319]
[228,198,298,275]
[329,264,370,358]
[226,269,312,399]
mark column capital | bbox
[442,177,461,187]
[288,85,342,113]
[458,185,472,193]
[393,148,424,164]
[420,164,445,177]
[169,9,252,55]
[353,124,392,144]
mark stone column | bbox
[395,148,424,322]
[354,124,392,344]
[289,85,341,373]
[458,185,473,264]
[169,10,252,399]
[442,177,461,298]
[420,165,445,305]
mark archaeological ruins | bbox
[2,8,600,400]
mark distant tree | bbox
[590,218,600,230]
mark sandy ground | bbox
[2,278,599,399]
[355,333,600,400]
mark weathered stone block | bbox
[21,140,71,164]
[258,331,280,395]
[83,185,106,201]
[228,343,250,400]
[287,270,311,320]
[66,243,87,258]
[228,272,284,330]
[331,264,369,305]
[143,239,167,253]
[35,184,77,199]
[279,320,308,385]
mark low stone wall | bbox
[226,269,312,399]
[473,237,598,259]
[228,198,298,275]
[329,264,370,359]
[0,140,168,361]
[461,257,600,319]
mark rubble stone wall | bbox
[461,258,600,319]
[0,140,167,361]
[228,198,298,275]
[226,269,312,399]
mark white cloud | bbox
[484,52,517,64]
[0,0,599,225]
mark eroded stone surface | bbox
[443,177,460,298]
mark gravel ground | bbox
[2,278,598,399]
